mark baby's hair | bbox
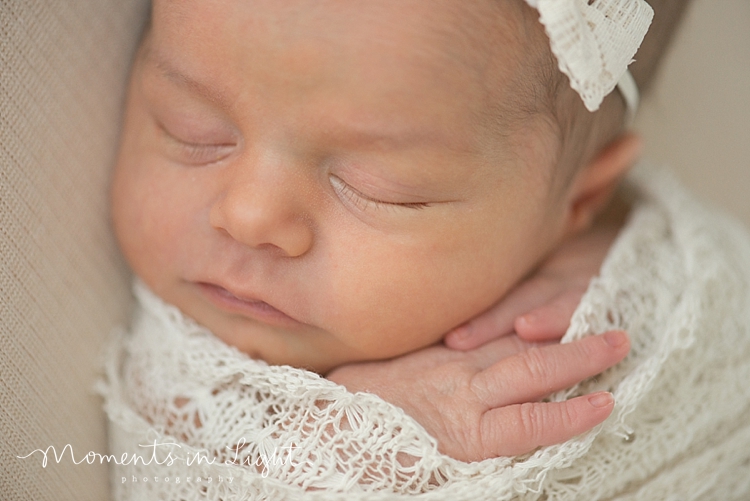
[134,0,690,196]
[544,0,693,191]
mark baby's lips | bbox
[196,281,307,329]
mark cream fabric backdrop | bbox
[635,0,750,228]
[1,1,747,500]
[1,1,148,500]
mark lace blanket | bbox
[101,165,750,500]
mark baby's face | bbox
[112,0,569,373]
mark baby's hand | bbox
[327,330,629,462]
[445,224,620,349]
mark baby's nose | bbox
[209,162,314,258]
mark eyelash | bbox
[158,123,235,165]
[157,121,429,210]
[330,175,431,211]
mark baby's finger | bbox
[477,392,614,458]
[470,331,629,408]
[460,335,538,371]
[514,288,586,342]
[444,277,561,351]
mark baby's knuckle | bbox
[578,336,606,364]
[517,402,544,443]
[477,417,499,459]
[518,347,550,381]
[560,401,580,429]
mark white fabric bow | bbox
[525,0,654,111]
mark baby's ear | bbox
[564,132,643,235]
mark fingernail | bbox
[604,331,627,348]
[518,313,537,326]
[451,324,472,340]
[588,392,613,408]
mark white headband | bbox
[525,0,654,122]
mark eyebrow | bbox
[336,125,479,156]
[143,48,234,109]
[141,47,474,154]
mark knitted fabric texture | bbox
[525,0,654,111]
[1,1,146,498]
[101,166,750,500]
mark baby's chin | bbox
[133,274,434,375]
[186,307,382,375]
[224,324,440,376]
[256,337,417,376]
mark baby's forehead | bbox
[145,0,555,158]
[151,0,532,71]
[151,0,545,108]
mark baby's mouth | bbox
[196,282,304,328]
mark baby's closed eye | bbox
[329,174,432,211]
[141,72,239,165]
[156,120,237,166]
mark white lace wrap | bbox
[101,165,750,500]
[525,0,654,111]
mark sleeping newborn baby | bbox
[102,0,750,499]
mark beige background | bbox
[1,1,147,499]
[635,0,750,228]
[0,1,748,500]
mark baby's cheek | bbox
[111,169,147,267]
[111,158,176,289]
[323,254,473,357]
[113,98,181,270]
